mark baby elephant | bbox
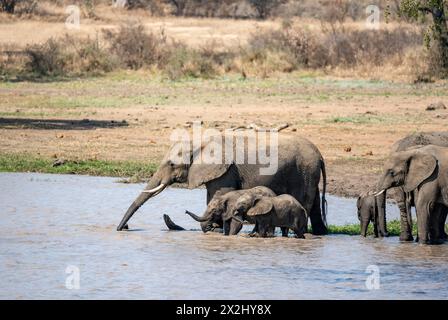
[233,194,308,238]
[186,186,276,234]
[357,191,388,238]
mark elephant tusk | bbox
[373,189,385,197]
[142,184,165,193]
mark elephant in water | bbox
[185,186,276,235]
[233,194,308,238]
[117,132,328,235]
[357,191,384,238]
[376,145,448,244]
[358,131,448,241]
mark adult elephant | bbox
[375,145,448,244]
[116,132,328,235]
[375,132,448,241]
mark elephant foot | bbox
[249,232,260,238]
[399,233,414,242]
[311,225,328,236]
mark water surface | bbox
[1,172,447,299]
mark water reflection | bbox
[0,173,447,299]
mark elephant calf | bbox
[357,191,388,237]
[185,186,276,234]
[233,194,308,238]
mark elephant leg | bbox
[438,206,448,240]
[292,220,305,239]
[249,222,259,235]
[281,227,289,237]
[373,219,379,238]
[266,226,276,238]
[223,219,231,235]
[375,192,388,237]
[309,188,327,235]
[416,200,431,244]
[228,220,243,235]
[429,204,445,244]
[397,190,413,241]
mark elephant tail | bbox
[320,157,328,227]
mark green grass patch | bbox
[0,153,158,181]
[327,220,414,236]
[327,115,388,124]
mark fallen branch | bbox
[231,123,289,132]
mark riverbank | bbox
[1,73,447,198]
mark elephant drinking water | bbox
[116,132,328,235]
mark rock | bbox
[426,102,446,111]
[52,159,66,167]
[343,146,352,152]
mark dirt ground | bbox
[1,71,447,197]
[1,9,448,198]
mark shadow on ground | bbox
[0,118,128,130]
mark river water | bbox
[1,172,447,299]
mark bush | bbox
[163,43,220,80]
[25,35,115,76]
[103,23,167,69]
[25,38,66,76]
[242,24,422,75]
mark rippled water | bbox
[1,172,447,299]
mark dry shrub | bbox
[103,23,168,69]
[0,44,28,78]
[25,38,66,76]
[411,44,448,82]
[163,42,223,80]
[242,24,422,76]
[25,35,115,76]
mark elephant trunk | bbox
[185,210,208,222]
[117,177,167,231]
[375,191,388,237]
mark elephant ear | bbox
[246,198,273,217]
[187,141,232,188]
[404,152,437,193]
[188,163,231,188]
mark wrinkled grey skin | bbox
[185,186,276,234]
[222,187,277,235]
[117,134,328,235]
[359,132,448,241]
[234,194,308,238]
[357,192,383,237]
[376,145,448,244]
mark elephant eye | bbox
[389,170,395,176]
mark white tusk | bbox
[373,189,385,197]
[142,184,165,193]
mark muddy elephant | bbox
[233,194,308,238]
[357,191,386,237]
[117,133,328,235]
[185,186,276,234]
[376,145,448,244]
[359,132,448,241]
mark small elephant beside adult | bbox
[233,194,308,238]
[375,145,448,244]
[358,132,448,240]
[357,191,386,238]
[117,133,328,235]
[185,186,276,235]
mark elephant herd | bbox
[116,131,448,245]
